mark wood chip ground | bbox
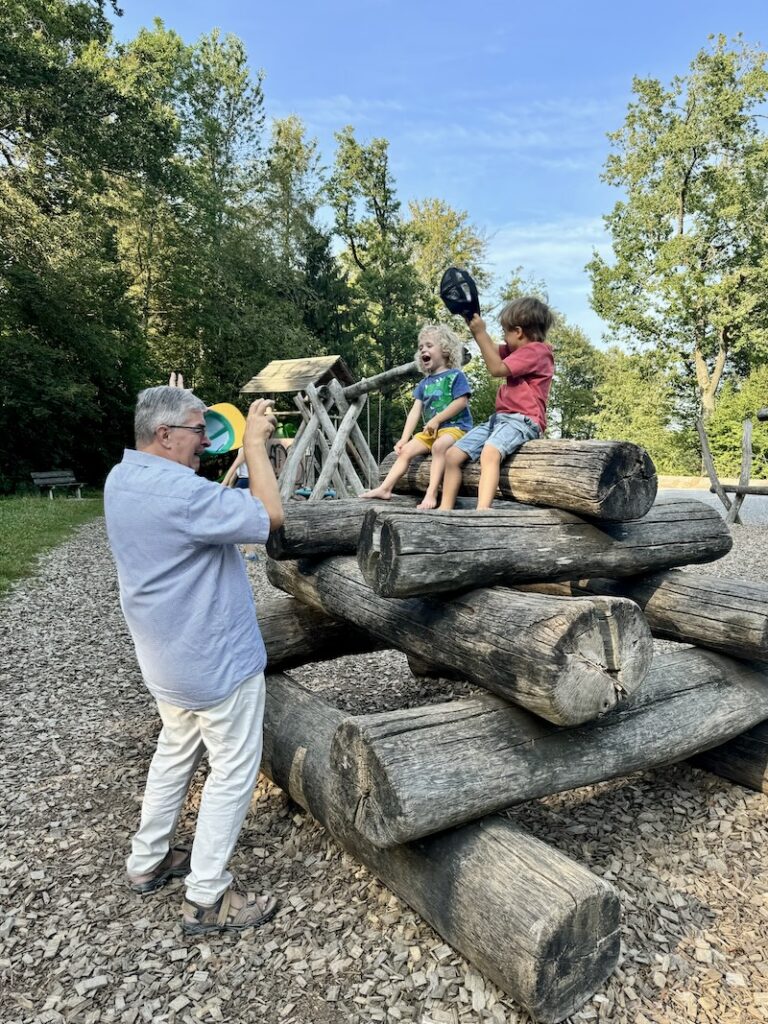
[1,518,767,1024]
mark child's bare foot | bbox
[360,486,393,500]
[416,494,438,510]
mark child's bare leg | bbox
[438,447,469,510]
[417,435,455,510]
[361,439,429,499]
[477,445,503,508]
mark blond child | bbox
[361,324,472,510]
[439,297,555,510]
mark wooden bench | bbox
[31,470,83,499]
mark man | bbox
[105,386,284,934]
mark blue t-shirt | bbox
[104,449,271,710]
[413,369,472,431]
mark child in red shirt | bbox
[439,296,555,510]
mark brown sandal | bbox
[182,888,278,935]
[128,846,190,895]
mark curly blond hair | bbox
[414,323,463,374]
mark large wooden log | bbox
[329,650,768,847]
[258,594,383,669]
[691,720,768,793]
[357,498,732,598]
[266,495,486,560]
[381,438,658,521]
[266,556,653,726]
[517,569,768,661]
[262,672,621,1023]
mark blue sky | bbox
[112,1,767,346]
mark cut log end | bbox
[596,443,658,521]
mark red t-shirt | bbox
[495,341,554,431]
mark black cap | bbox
[440,267,480,324]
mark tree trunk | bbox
[329,649,768,847]
[380,438,658,521]
[265,556,653,726]
[691,720,768,794]
[266,495,485,560]
[516,569,768,662]
[358,498,732,598]
[261,672,621,1024]
[258,594,384,670]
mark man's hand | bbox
[244,399,278,448]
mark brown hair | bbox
[499,297,554,342]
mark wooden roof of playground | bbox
[241,356,355,394]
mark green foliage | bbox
[705,365,768,478]
[408,198,489,323]
[589,35,768,419]
[0,496,103,595]
[592,348,699,474]
[464,358,499,425]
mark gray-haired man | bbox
[105,386,284,934]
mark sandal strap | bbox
[215,889,232,926]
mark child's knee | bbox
[446,446,467,466]
[480,444,502,466]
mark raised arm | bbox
[468,315,509,378]
[243,400,284,531]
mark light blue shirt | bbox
[104,449,271,710]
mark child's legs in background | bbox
[477,414,541,508]
[361,437,430,499]
[418,428,464,510]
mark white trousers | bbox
[126,672,266,906]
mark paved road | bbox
[659,487,768,526]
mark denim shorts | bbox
[454,413,541,462]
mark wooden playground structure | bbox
[246,429,768,1023]
[240,355,422,501]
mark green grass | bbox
[0,494,104,596]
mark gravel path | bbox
[1,517,768,1024]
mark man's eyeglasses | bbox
[165,424,208,437]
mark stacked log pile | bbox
[256,438,768,1024]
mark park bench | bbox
[31,470,83,499]
[697,407,768,524]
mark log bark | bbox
[262,672,621,1023]
[381,438,658,521]
[691,720,768,794]
[266,556,653,726]
[516,569,768,661]
[258,594,383,669]
[357,497,732,598]
[266,495,487,560]
[329,650,768,847]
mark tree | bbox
[589,35,768,421]
[0,0,174,490]
[328,126,427,377]
[592,349,698,474]
[705,364,768,478]
[408,198,490,322]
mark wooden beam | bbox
[357,498,732,598]
[262,672,621,1024]
[692,720,768,794]
[266,556,653,727]
[517,570,768,662]
[266,495,488,560]
[380,438,658,521]
[329,649,768,847]
[258,594,384,669]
